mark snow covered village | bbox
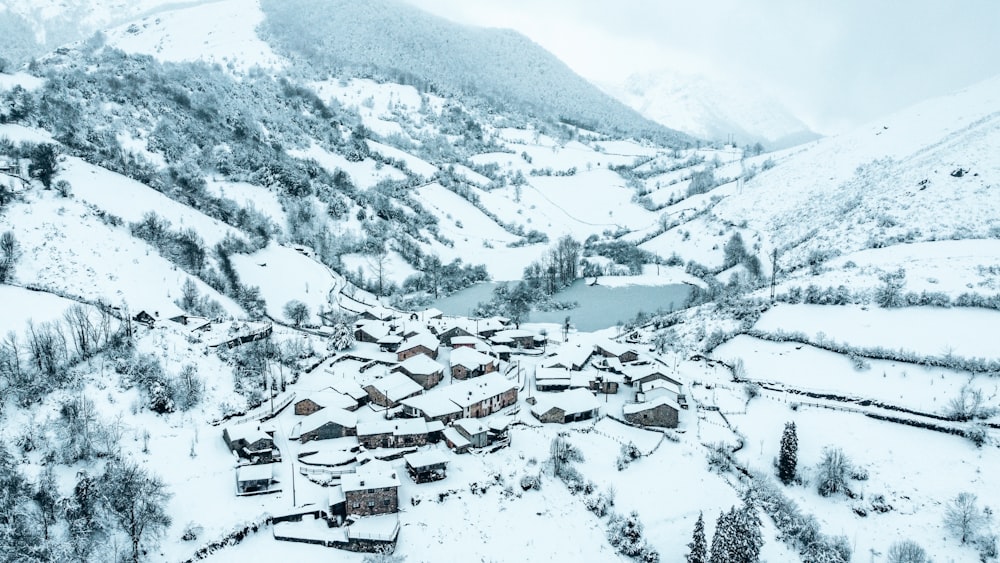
[1,1,1000,562]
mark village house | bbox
[490,328,540,350]
[404,450,449,483]
[534,366,572,391]
[298,407,358,443]
[362,371,424,408]
[396,332,439,361]
[475,316,510,339]
[400,394,463,424]
[541,344,593,371]
[594,341,640,364]
[449,347,497,380]
[530,388,600,424]
[435,324,474,347]
[338,464,400,518]
[393,354,445,390]
[452,418,489,449]
[589,371,623,395]
[625,364,683,388]
[623,395,680,428]
[235,463,275,495]
[449,372,519,418]
[450,335,487,350]
[354,321,392,344]
[357,418,429,449]
[442,426,471,453]
[132,310,157,328]
[377,334,404,353]
[295,389,359,415]
[223,423,279,463]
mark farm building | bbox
[449,347,497,380]
[295,389,358,415]
[623,395,680,428]
[541,344,594,371]
[354,321,392,343]
[530,388,600,424]
[593,341,639,363]
[490,329,541,349]
[223,423,279,463]
[236,463,275,495]
[435,325,474,346]
[330,379,369,405]
[298,407,358,443]
[393,354,445,390]
[404,450,449,483]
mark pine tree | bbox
[730,489,764,563]
[778,421,798,485]
[709,507,735,563]
[687,511,707,563]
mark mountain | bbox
[603,68,820,149]
[257,0,690,144]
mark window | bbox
[352,502,360,508]
[368,501,375,507]
[383,499,391,506]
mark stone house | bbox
[623,396,680,428]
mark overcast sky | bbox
[403,0,1000,134]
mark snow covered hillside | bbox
[3,1,1000,561]
[603,69,820,149]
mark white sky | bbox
[403,0,1000,134]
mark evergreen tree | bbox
[709,507,736,563]
[778,421,798,485]
[687,511,707,563]
[730,489,764,563]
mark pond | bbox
[432,280,691,332]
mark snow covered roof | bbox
[328,485,346,506]
[363,371,423,402]
[594,340,636,358]
[401,393,463,418]
[300,406,358,433]
[531,388,600,417]
[399,331,439,353]
[377,334,404,345]
[426,420,445,433]
[535,366,572,380]
[493,328,535,340]
[404,449,449,469]
[451,335,481,346]
[420,308,444,319]
[641,378,682,395]
[236,463,273,482]
[443,427,471,449]
[396,354,444,375]
[357,417,428,437]
[453,418,488,436]
[623,394,680,415]
[330,379,368,401]
[450,347,495,370]
[448,373,517,408]
[356,321,392,340]
[298,389,357,411]
[341,470,400,492]
[225,422,270,444]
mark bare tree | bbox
[100,457,172,563]
[887,539,928,563]
[283,300,310,327]
[944,492,991,544]
[0,230,20,282]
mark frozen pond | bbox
[432,280,691,332]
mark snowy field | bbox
[754,304,1000,361]
[230,243,342,322]
[0,285,90,336]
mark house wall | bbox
[463,387,518,418]
[345,487,398,517]
[295,399,322,416]
[299,422,354,443]
[536,407,567,424]
[438,328,472,346]
[624,404,679,428]
[401,369,442,390]
[452,364,474,380]
[456,428,488,448]
[397,345,437,362]
[358,432,393,449]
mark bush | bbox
[816,447,851,497]
[519,472,541,491]
[583,489,615,517]
[616,442,641,471]
[607,511,659,562]
[886,539,928,563]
